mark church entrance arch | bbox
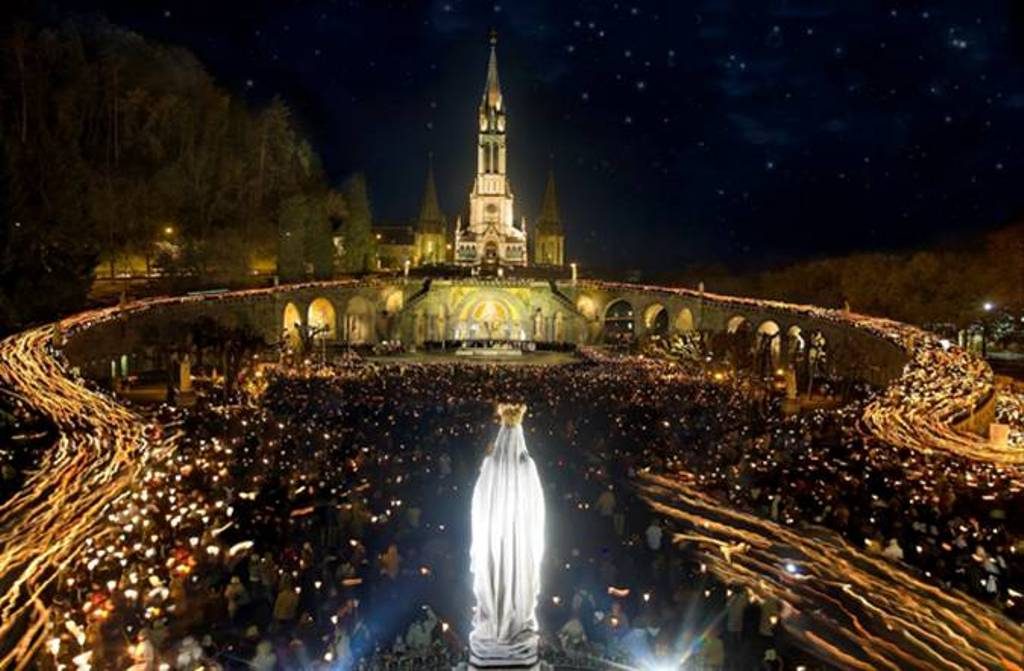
[603,299,635,341]
[452,291,526,342]
[282,302,302,348]
[643,303,669,337]
[307,298,337,340]
[674,308,694,333]
[756,320,782,374]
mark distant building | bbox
[372,32,566,271]
[413,158,448,266]
[454,31,528,267]
[533,169,564,267]
[374,224,415,270]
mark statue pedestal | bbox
[456,662,550,671]
[467,630,540,669]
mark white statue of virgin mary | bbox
[469,403,546,668]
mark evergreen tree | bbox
[0,19,335,331]
[340,173,375,273]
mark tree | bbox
[0,19,337,332]
[339,173,376,273]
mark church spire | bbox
[536,169,562,232]
[484,29,502,110]
[417,154,445,233]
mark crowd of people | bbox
[43,351,1023,670]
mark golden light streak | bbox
[0,275,1018,667]
[586,280,1024,466]
[0,279,369,667]
[638,471,1024,670]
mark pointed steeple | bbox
[417,154,445,234]
[484,29,502,110]
[536,169,562,233]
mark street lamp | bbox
[980,301,996,357]
[570,261,578,285]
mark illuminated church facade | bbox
[380,33,565,270]
[453,32,528,266]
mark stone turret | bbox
[533,169,564,267]
[414,155,448,265]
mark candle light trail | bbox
[0,277,1018,667]
[586,280,1024,466]
[638,471,1023,670]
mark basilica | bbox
[378,33,565,270]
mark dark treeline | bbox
[0,18,376,334]
[660,223,1024,331]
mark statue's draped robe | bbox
[469,421,545,666]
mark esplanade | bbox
[52,274,1008,463]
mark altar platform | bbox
[366,350,578,367]
[455,345,522,358]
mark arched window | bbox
[307,298,337,340]
[604,299,635,338]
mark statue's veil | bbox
[469,403,545,667]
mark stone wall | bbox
[61,277,909,388]
[49,275,1008,458]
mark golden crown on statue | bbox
[496,403,527,427]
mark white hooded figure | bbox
[469,403,546,667]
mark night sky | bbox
[30,1,1024,270]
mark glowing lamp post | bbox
[981,302,995,357]
[403,259,411,280]
[570,262,578,285]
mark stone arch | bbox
[603,299,635,339]
[307,298,337,340]
[452,290,527,341]
[756,320,782,372]
[806,330,829,394]
[282,302,302,348]
[344,295,375,344]
[726,315,750,334]
[786,325,806,358]
[643,303,669,336]
[721,315,753,369]
[674,308,694,333]
[384,290,404,314]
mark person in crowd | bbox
[55,356,1021,670]
[248,640,276,671]
[883,538,905,562]
[645,519,664,552]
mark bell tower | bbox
[456,31,527,267]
